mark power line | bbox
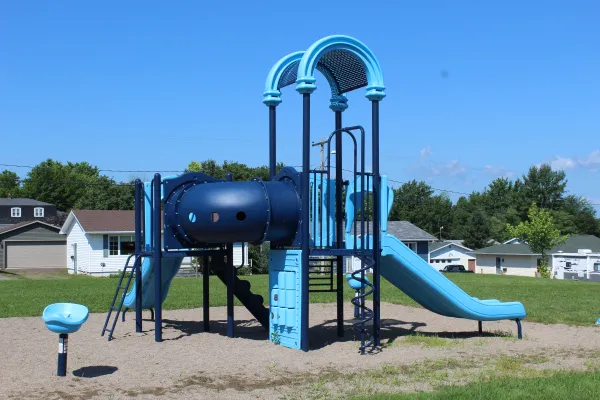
[2,163,599,206]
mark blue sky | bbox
[1,1,599,210]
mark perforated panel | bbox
[276,50,368,96]
[319,50,368,94]
[277,60,300,90]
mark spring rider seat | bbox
[42,303,89,376]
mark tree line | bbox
[1,159,598,255]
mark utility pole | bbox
[312,137,327,169]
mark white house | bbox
[428,241,475,271]
[474,235,600,279]
[60,210,248,276]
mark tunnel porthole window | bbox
[236,211,246,221]
[188,212,197,223]
[211,212,219,223]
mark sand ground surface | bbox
[2,303,600,399]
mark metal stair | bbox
[101,254,140,340]
[350,253,375,353]
[212,259,269,328]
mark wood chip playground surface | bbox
[3,303,600,400]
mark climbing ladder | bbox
[101,254,141,340]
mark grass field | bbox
[1,271,599,325]
[358,370,600,400]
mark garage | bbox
[5,241,65,269]
[0,221,66,270]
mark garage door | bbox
[6,241,66,269]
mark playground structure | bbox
[101,35,526,353]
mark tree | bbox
[0,170,21,198]
[20,159,103,211]
[462,211,492,250]
[506,204,568,278]
[389,180,451,235]
[74,177,135,210]
[521,164,567,211]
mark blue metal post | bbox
[134,180,143,333]
[372,100,381,346]
[57,333,68,376]
[301,93,311,352]
[226,243,235,338]
[335,110,344,338]
[153,173,162,342]
[203,254,210,332]
[269,105,277,179]
[225,172,235,338]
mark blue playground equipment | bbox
[43,303,89,376]
[101,35,526,353]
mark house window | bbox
[109,235,136,256]
[109,236,119,256]
[120,236,135,255]
[406,242,417,253]
[594,263,600,272]
[34,207,44,217]
[11,207,21,217]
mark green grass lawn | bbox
[357,370,600,400]
[1,271,599,325]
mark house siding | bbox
[429,245,474,271]
[0,225,65,269]
[551,253,600,280]
[416,241,429,261]
[0,204,58,225]
[66,221,90,274]
[476,254,538,277]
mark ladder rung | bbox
[117,286,127,290]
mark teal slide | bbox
[123,257,184,309]
[381,234,526,321]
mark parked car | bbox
[441,264,473,273]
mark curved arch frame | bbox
[295,35,386,101]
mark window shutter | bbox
[103,235,109,258]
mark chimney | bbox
[7,193,11,199]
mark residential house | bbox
[428,241,475,271]
[60,210,248,276]
[0,198,58,227]
[474,235,600,279]
[347,221,437,272]
[0,221,66,270]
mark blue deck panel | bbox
[269,250,302,349]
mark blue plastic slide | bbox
[381,234,526,321]
[122,257,184,309]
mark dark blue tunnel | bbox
[164,176,300,247]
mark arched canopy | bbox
[263,51,349,111]
[295,35,385,101]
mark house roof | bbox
[388,221,437,241]
[0,220,61,236]
[473,243,537,256]
[429,241,473,253]
[64,210,136,233]
[551,235,600,253]
[474,235,600,256]
[0,198,54,206]
[352,221,436,241]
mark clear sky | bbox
[1,1,598,210]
